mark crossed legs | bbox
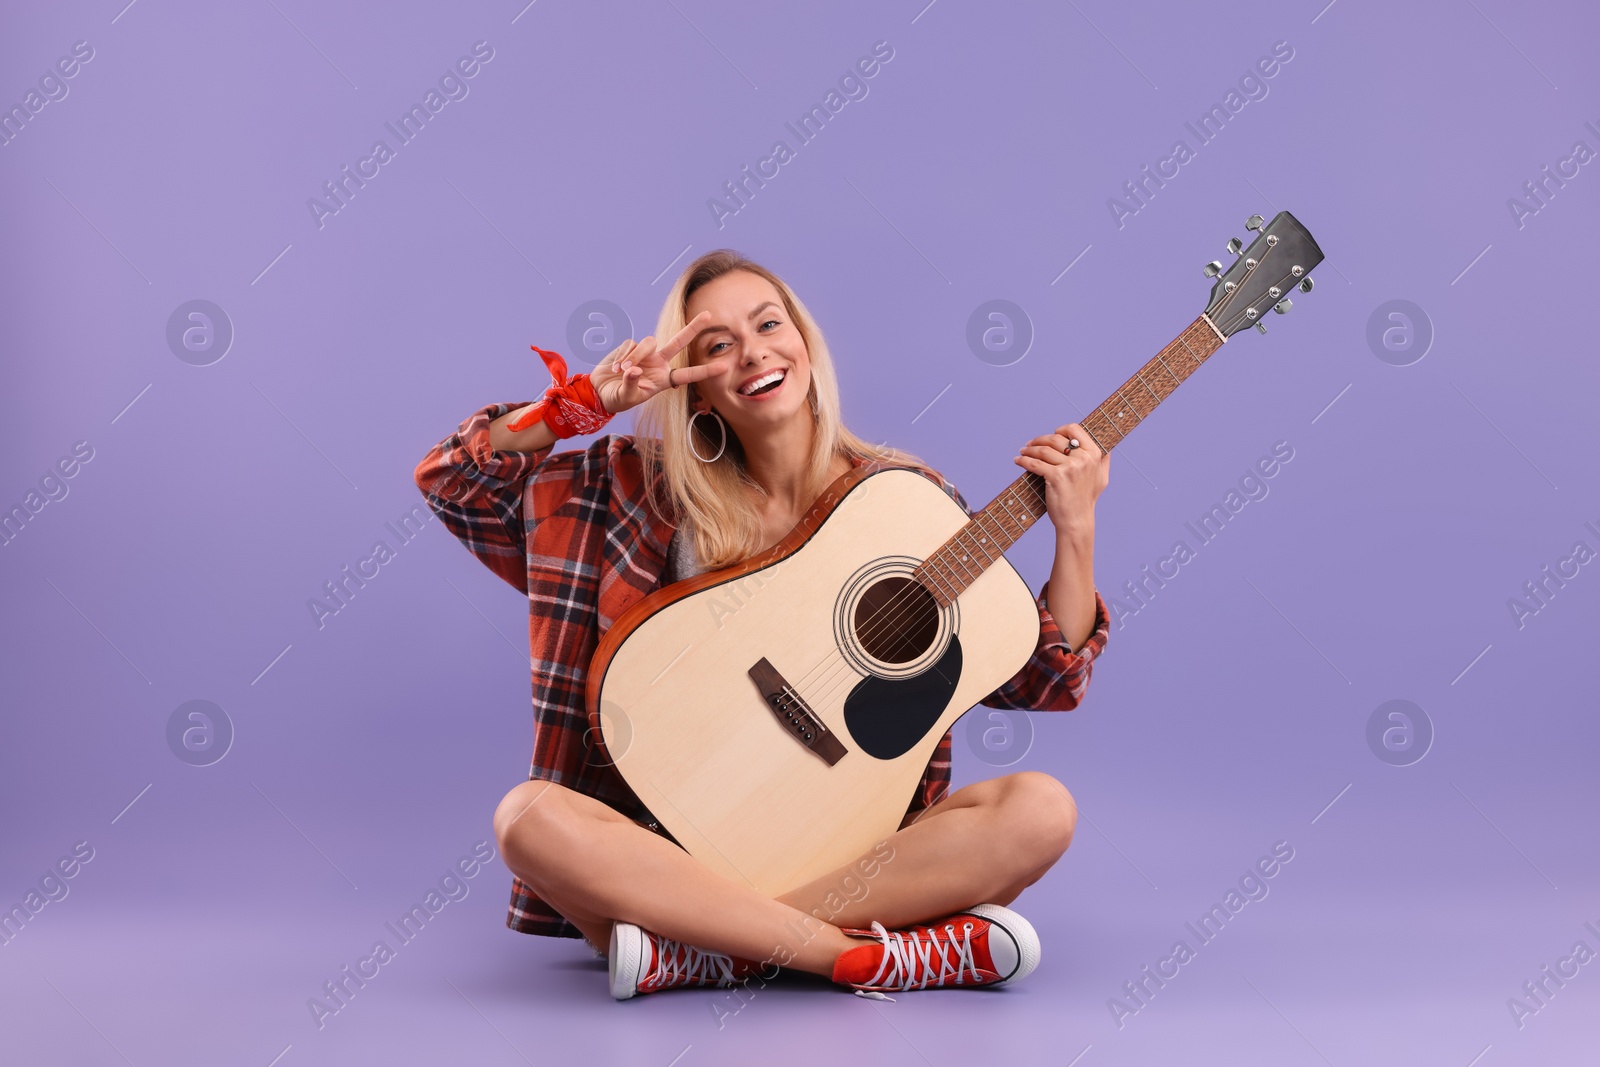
[492,770,1078,978]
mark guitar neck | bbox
[915,313,1226,607]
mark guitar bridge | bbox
[747,657,847,766]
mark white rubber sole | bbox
[609,921,647,1000]
[964,903,1042,984]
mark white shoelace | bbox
[852,918,981,999]
[649,935,738,989]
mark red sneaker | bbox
[609,921,765,1000]
[831,903,1041,998]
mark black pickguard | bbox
[842,635,964,760]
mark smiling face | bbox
[683,270,814,440]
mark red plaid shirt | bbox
[414,402,1111,939]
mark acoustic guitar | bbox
[590,210,1325,896]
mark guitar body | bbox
[589,467,1042,897]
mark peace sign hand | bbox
[591,311,736,414]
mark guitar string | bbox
[768,316,1214,717]
[1091,316,1204,451]
[797,252,1286,697]
[776,456,1038,712]
[777,412,1059,701]
[811,319,1206,682]
[821,312,1213,694]
[1074,314,1210,464]
[782,318,1204,712]
[787,498,1021,714]
[780,483,1004,700]
[783,316,1208,711]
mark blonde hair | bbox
[634,249,939,570]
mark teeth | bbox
[739,370,785,395]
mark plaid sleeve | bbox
[919,468,1110,713]
[980,584,1109,712]
[413,401,568,593]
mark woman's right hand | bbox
[590,311,734,414]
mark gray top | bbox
[662,515,705,585]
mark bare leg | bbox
[774,770,1077,931]
[493,770,1076,980]
[493,781,855,976]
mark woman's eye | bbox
[708,321,779,354]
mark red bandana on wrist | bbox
[506,345,613,438]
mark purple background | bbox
[3,0,1597,1063]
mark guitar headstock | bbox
[1201,210,1325,338]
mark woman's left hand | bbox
[1014,423,1109,538]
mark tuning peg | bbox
[1226,237,1243,255]
[1273,297,1293,314]
[1245,214,1266,232]
[1203,260,1224,278]
[1254,321,1267,334]
[1298,276,1314,293]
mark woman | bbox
[414,249,1111,1000]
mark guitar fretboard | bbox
[915,314,1225,608]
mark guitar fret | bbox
[966,511,1004,559]
[953,524,979,566]
[988,504,1013,544]
[992,499,1017,537]
[1133,369,1161,405]
[999,492,1032,535]
[944,539,978,582]
[1167,329,1190,371]
[1025,482,1046,522]
[972,521,998,563]
[966,511,992,547]
[962,523,995,565]
[1113,386,1139,423]
[1002,492,1030,531]
[919,562,954,604]
[1112,384,1143,426]
[1154,352,1183,387]
[1178,331,1202,370]
[1102,407,1129,443]
[1099,400,1126,437]
[1088,406,1111,444]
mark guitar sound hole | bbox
[853,577,938,664]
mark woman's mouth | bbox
[737,369,787,400]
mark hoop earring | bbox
[688,407,728,463]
